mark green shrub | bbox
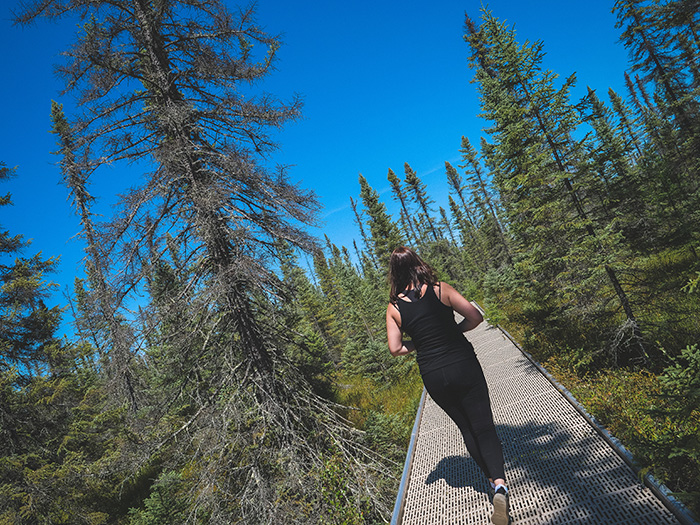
[546,356,700,517]
[128,471,188,525]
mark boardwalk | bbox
[392,317,695,525]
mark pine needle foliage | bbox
[5,0,700,520]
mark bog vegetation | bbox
[1,0,699,522]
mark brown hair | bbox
[388,246,438,303]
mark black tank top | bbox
[396,284,476,375]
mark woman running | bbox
[385,246,509,525]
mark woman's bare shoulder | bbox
[438,281,456,291]
[386,301,400,316]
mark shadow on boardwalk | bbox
[426,455,487,493]
[397,321,687,524]
[413,414,683,524]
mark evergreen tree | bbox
[17,1,394,521]
[580,87,665,253]
[438,206,457,245]
[312,245,346,356]
[448,195,473,248]
[403,163,439,241]
[582,88,635,211]
[444,160,478,230]
[608,87,645,160]
[444,162,489,271]
[625,71,676,161]
[387,168,419,244]
[614,0,698,138]
[0,164,117,524]
[615,1,700,251]
[466,10,645,364]
[277,242,334,395]
[586,88,633,179]
[358,174,404,269]
[457,139,512,265]
[51,102,140,408]
[0,163,62,382]
[349,195,376,268]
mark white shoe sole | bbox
[491,492,509,525]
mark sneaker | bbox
[491,486,509,525]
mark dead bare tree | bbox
[16,0,395,521]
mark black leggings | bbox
[421,358,505,481]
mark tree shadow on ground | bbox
[425,455,490,495]
[415,354,686,524]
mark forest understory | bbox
[2,0,699,523]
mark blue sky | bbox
[1,0,631,327]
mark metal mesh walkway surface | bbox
[393,318,694,525]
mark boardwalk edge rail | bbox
[390,388,427,525]
[492,316,698,525]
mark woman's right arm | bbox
[386,305,415,356]
[440,282,483,332]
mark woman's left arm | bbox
[441,282,483,332]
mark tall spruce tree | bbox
[403,162,439,241]
[615,0,700,251]
[387,168,419,244]
[608,87,645,160]
[277,242,334,395]
[580,87,659,250]
[614,0,698,138]
[0,163,62,382]
[358,174,404,269]
[0,164,110,524]
[457,139,512,265]
[466,10,646,364]
[51,102,140,408]
[444,161,488,269]
[438,206,457,245]
[17,1,393,521]
[448,195,473,247]
[445,160,477,228]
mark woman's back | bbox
[396,283,476,374]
